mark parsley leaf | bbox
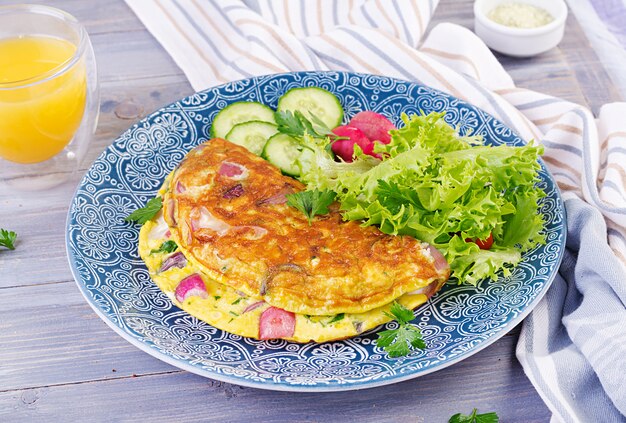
[0,228,17,250]
[275,110,336,140]
[376,301,425,357]
[384,301,415,324]
[449,408,499,423]
[328,313,345,324]
[286,189,336,224]
[151,240,178,254]
[125,197,163,224]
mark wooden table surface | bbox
[0,1,620,422]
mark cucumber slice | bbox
[225,121,278,155]
[262,133,315,177]
[211,102,276,139]
[277,87,343,129]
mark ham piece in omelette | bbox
[163,138,450,316]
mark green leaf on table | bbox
[0,228,17,250]
[449,408,499,423]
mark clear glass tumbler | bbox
[0,4,99,191]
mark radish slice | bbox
[243,301,265,313]
[348,111,396,144]
[259,306,296,340]
[218,161,248,180]
[159,252,188,272]
[331,126,376,162]
[175,273,208,303]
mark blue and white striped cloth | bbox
[125,1,626,421]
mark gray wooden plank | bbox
[0,0,144,35]
[0,281,176,390]
[90,30,185,84]
[0,333,549,423]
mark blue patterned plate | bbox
[66,71,565,391]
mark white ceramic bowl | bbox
[474,0,568,57]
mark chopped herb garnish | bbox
[0,228,17,250]
[213,295,222,300]
[449,408,499,423]
[125,196,163,224]
[286,189,336,224]
[376,302,425,357]
[151,240,178,254]
[329,313,345,324]
[229,311,239,317]
[275,110,340,140]
[231,297,244,305]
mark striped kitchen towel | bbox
[125,1,626,421]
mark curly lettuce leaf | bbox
[299,112,546,285]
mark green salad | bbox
[299,112,546,285]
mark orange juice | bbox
[0,36,87,164]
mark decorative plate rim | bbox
[65,70,566,392]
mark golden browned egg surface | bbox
[162,139,449,316]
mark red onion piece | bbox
[174,273,208,303]
[257,185,295,205]
[259,306,296,340]
[231,225,267,240]
[427,245,450,274]
[165,199,177,226]
[243,301,265,314]
[148,216,169,240]
[165,230,171,238]
[407,280,439,298]
[176,181,186,193]
[260,263,303,296]
[159,252,188,272]
[218,161,248,180]
[223,184,244,199]
[190,206,230,235]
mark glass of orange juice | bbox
[0,4,99,191]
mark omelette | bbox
[161,139,450,316]
[139,214,443,342]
